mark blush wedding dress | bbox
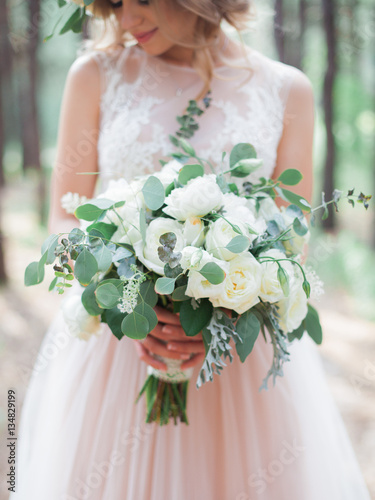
[10,43,370,500]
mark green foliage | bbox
[74,249,98,285]
[142,176,165,211]
[277,169,303,186]
[198,262,225,285]
[225,235,250,254]
[178,164,204,185]
[179,298,213,336]
[235,311,261,362]
[95,283,121,309]
[155,277,176,295]
[121,312,149,339]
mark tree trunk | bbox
[0,0,10,283]
[19,0,41,172]
[295,0,307,70]
[274,0,285,63]
[322,0,337,230]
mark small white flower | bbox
[276,274,308,333]
[61,192,88,215]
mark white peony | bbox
[163,174,224,221]
[62,295,102,341]
[152,160,181,187]
[210,253,262,314]
[276,274,308,333]
[181,247,229,300]
[183,217,206,247]
[134,218,185,275]
[99,178,146,244]
[259,249,294,304]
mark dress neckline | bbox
[131,43,255,74]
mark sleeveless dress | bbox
[11,44,370,500]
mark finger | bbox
[133,341,168,371]
[154,306,181,325]
[167,340,206,354]
[143,335,191,361]
[180,353,205,370]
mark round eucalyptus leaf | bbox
[142,176,165,211]
[121,312,149,339]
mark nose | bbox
[118,4,143,31]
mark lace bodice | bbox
[89,43,299,189]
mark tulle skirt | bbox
[10,301,370,500]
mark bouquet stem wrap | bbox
[137,357,193,425]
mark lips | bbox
[133,28,158,44]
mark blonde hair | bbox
[80,0,254,97]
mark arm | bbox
[273,69,315,204]
[48,54,101,234]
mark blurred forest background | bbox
[0,0,374,498]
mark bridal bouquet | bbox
[25,100,370,425]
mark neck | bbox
[157,30,230,68]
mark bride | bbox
[12,0,370,499]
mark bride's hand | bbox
[133,306,205,372]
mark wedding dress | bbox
[10,43,370,500]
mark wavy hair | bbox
[79,0,254,96]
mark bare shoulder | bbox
[63,52,103,112]
[282,65,314,112]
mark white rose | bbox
[163,174,224,221]
[276,274,308,333]
[222,193,267,241]
[62,295,102,341]
[210,253,262,314]
[152,160,181,187]
[183,217,206,246]
[280,207,310,256]
[256,197,281,221]
[259,249,294,304]
[134,218,185,275]
[98,179,146,244]
[205,217,251,261]
[181,247,229,300]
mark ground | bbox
[0,182,374,499]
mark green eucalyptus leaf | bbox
[225,235,250,254]
[82,282,103,315]
[304,304,323,345]
[68,228,85,245]
[86,222,117,241]
[285,204,303,219]
[41,234,59,265]
[25,259,45,286]
[139,280,158,307]
[178,138,196,156]
[90,240,112,272]
[278,169,303,186]
[74,249,98,285]
[229,143,256,169]
[95,283,121,309]
[134,302,158,332]
[178,164,204,185]
[179,298,213,337]
[293,217,308,236]
[121,312,149,339]
[59,7,82,35]
[235,311,260,362]
[104,307,126,340]
[142,176,165,211]
[113,246,133,261]
[155,277,176,295]
[75,199,113,221]
[277,187,311,212]
[48,277,58,292]
[199,262,225,285]
[287,322,305,342]
[172,285,189,301]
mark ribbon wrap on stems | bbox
[137,356,194,425]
